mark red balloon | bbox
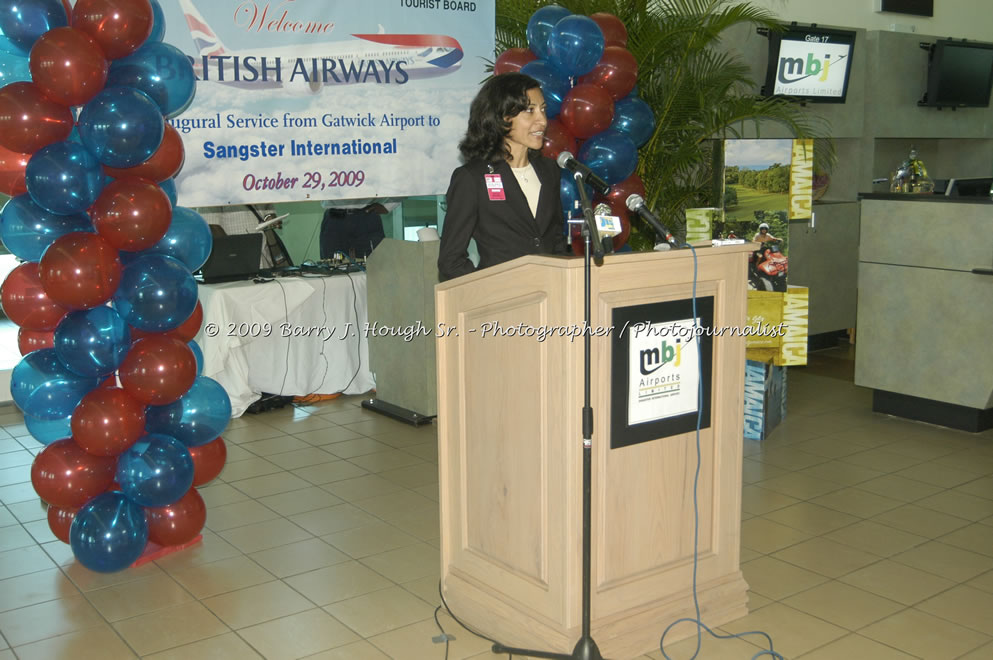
[38,233,122,310]
[171,300,203,342]
[494,47,537,75]
[29,27,109,107]
[145,487,206,546]
[591,13,628,48]
[189,436,226,487]
[47,505,77,544]
[119,336,197,405]
[90,178,172,251]
[17,328,55,355]
[0,83,75,154]
[30,439,117,509]
[104,123,185,182]
[579,46,638,100]
[605,173,647,210]
[72,0,154,60]
[541,119,578,162]
[129,300,203,342]
[70,386,146,456]
[560,84,615,140]
[0,263,69,331]
[0,144,30,197]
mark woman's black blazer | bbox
[438,155,568,281]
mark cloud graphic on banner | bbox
[725,139,793,170]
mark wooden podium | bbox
[435,246,753,658]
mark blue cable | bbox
[657,243,783,660]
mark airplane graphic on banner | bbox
[179,0,464,90]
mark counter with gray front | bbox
[856,195,993,431]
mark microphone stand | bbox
[575,172,606,264]
[491,175,605,660]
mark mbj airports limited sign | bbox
[773,36,851,98]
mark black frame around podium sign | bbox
[609,297,715,450]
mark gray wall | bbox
[721,24,993,335]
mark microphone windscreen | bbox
[626,193,644,211]
[556,151,574,169]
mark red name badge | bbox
[485,174,505,201]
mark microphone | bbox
[593,203,624,237]
[626,194,680,248]
[556,151,609,196]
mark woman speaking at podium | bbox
[438,73,568,281]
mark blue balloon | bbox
[0,51,30,85]
[116,433,194,507]
[548,15,605,77]
[107,42,196,119]
[578,131,638,185]
[188,339,204,376]
[70,492,149,573]
[0,0,68,55]
[10,349,100,420]
[113,254,199,332]
[77,88,165,169]
[145,0,166,45]
[0,195,93,263]
[145,377,231,447]
[526,4,571,60]
[520,60,571,119]
[610,96,656,147]
[25,142,105,215]
[130,206,212,272]
[159,178,177,207]
[54,307,131,378]
[0,35,15,57]
[24,411,71,446]
[558,169,593,222]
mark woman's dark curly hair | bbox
[458,72,543,164]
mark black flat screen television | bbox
[762,25,856,103]
[921,40,993,108]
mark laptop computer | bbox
[198,233,264,284]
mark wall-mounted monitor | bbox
[919,40,993,109]
[761,25,856,103]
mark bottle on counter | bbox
[890,147,934,194]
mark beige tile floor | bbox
[0,348,992,659]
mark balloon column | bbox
[0,0,232,573]
[495,6,657,252]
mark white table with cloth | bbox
[194,272,375,417]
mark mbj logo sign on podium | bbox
[628,320,700,426]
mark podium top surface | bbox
[434,243,756,291]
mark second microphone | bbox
[556,151,610,196]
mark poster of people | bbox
[722,138,812,292]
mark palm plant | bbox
[495,0,831,248]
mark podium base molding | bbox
[441,570,748,658]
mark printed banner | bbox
[159,0,494,206]
[789,139,813,219]
[684,207,722,243]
